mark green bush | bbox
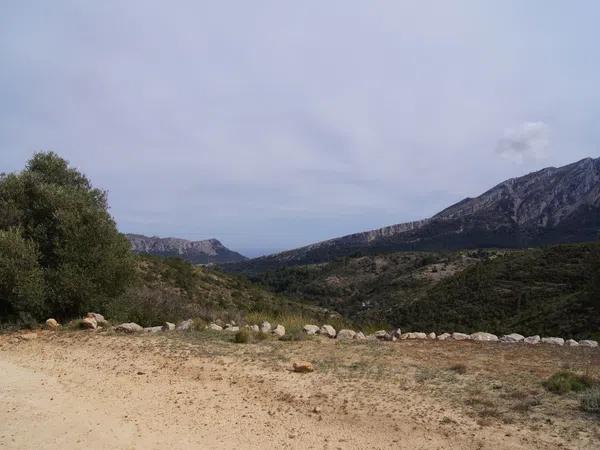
[580,386,600,414]
[234,329,251,343]
[543,371,594,395]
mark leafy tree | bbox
[0,152,134,321]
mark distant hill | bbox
[126,234,247,264]
[225,157,600,274]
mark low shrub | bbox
[543,371,594,395]
[580,386,600,414]
[234,329,251,344]
[448,363,467,374]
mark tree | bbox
[0,152,134,321]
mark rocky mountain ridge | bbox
[225,157,600,273]
[126,234,247,264]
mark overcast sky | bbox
[1,1,599,256]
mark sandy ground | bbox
[1,331,599,450]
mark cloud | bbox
[495,121,550,163]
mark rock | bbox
[566,339,579,347]
[524,335,541,344]
[208,323,223,331]
[437,333,451,341]
[579,340,599,348]
[470,332,499,342]
[176,319,194,331]
[260,321,272,333]
[162,322,175,331]
[292,361,314,373]
[303,324,320,335]
[144,326,163,333]
[45,318,60,330]
[19,332,38,341]
[250,324,260,333]
[373,330,388,340]
[428,332,436,340]
[355,332,366,340]
[81,317,97,330]
[319,325,336,338]
[402,332,427,340]
[115,322,143,333]
[500,333,525,343]
[452,332,470,341]
[336,329,356,340]
[224,326,240,332]
[541,337,565,346]
[272,324,285,337]
[86,312,108,327]
[391,328,402,339]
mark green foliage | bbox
[234,329,251,343]
[580,386,600,414]
[543,371,594,395]
[0,152,134,321]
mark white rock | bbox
[402,332,427,340]
[260,321,272,333]
[46,318,60,330]
[303,325,320,335]
[437,333,451,341]
[391,329,402,339]
[208,323,223,331]
[250,324,260,332]
[115,322,143,333]
[162,322,175,331]
[452,332,470,341]
[81,317,97,330]
[354,332,366,340]
[319,325,336,338]
[226,326,240,332]
[579,340,599,348]
[272,324,285,337]
[541,337,565,346]
[86,312,108,327]
[428,332,436,340]
[373,330,388,339]
[470,332,499,342]
[500,333,524,343]
[144,326,163,333]
[336,329,356,340]
[566,339,579,347]
[524,335,541,344]
[176,319,194,331]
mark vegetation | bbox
[543,371,595,395]
[0,152,134,324]
[580,386,600,414]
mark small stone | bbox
[292,361,314,373]
[319,325,336,338]
[524,335,541,345]
[208,323,223,331]
[86,312,108,327]
[260,321,272,333]
[566,339,579,347]
[144,326,163,333]
[46,318,60,330]
[250,324,260,332]
[452,332,470,341]
[579,340,599,348]
[391,329,402,339]
[437,333,451,341]
[541,337,565,346]
[303,324,320,335]
[373,330,388,340]
[470,332,499,342]
[500,333,524,343]
[336,329,356,340]
[176,319,194,331]
[81,317,97,330]
[312,406,322,413]
[354,332,366,340]
[114,322,144,333]
[428,332,436,340]
[162,322,175,331]
[272,324,285,337]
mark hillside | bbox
[225,157,600,274]
[126,234,247,264]
[254,242,600,338]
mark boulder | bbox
[45,318,60,330]
[176,319,194,331]
[81,317,97,330]
[303,324,320,335]
[355,331,366,340]
[402,332,427,340]
[470,332,499,342]
[500,333,524,343]
[86,312,108,327]
[541,337,565,346]
[336,329,356,340]
[437,333,451,341]
[260,321,272,333]
[292,361,314,373]
[162,322,175,331]
[391,329,402,339]
[319,325,336,338]
[208,323,223,331]
[452,332,470,341]
[428,332,437,340]
[524,335,541,345]
[272,325,285,337]
[566,339,579,347]
[144,326,163,333]
[115,322,143,333]
[250,324,260,333]
[579,340,599,348]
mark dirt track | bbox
[1,331,599,449]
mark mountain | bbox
[225,157,600,274]
[126,234,247,264]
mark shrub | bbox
[448,363,467,374]
[543,371,594,395]
[234,329,251,344]
[580,386,600,414]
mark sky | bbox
[1,1,600,257]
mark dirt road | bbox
[1,331,598,449]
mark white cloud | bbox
[496,121,550,163]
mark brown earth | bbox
[1,330,599,449]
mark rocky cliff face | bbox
[126,234,247,264]
[225,157,600,273]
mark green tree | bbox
[0,152,134,320]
